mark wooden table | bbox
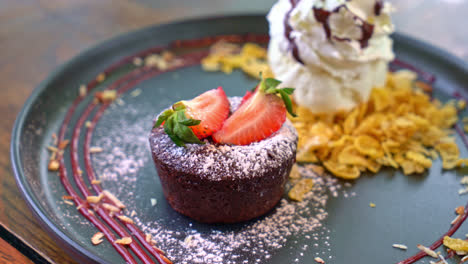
[1,0,467,263]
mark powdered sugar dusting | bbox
[91,102,153,202]
[87,95,354,263]
[150,97,298,180]
[133,164,350,263]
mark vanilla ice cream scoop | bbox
[268,0,395,113]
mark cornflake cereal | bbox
[293,71,465,179]
[443,236,468,252]
[201,41,274,79]
[203,42,468,179]
[288,178,314,201]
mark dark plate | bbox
[10,15,468,264]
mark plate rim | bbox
[10,14,468,264]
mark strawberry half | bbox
[184,87,230,138]
[154,87,229,146]
[213,76,296,145]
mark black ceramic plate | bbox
[11,15,468,264]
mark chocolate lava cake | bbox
[149,98,298,223]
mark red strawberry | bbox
[184,87,230,139]
[240,91,253,105]
[212,76,296,145]
[155,86,229,146]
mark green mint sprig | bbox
[258,73,297,117]
[154,103,204,147]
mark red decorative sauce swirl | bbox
[54,34,267,264]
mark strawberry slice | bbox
[240,90,253,106]
[213,76,296,145]
[154,86,229,146]
[184,87,230,139]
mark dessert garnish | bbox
[212,74,296,145]
[156,74,296,146]
[154,87,229,146]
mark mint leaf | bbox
[175,122,204,144]
[278,89,297,117]
[154,109,173,128]
[265,78,281,89]
[179,119,201,126]
[279,87,294,95]
[172,101,186,111]
[164,116,185,147]
[156,104,204,147]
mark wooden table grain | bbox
[1,0,467,263]
[0,238,34,264]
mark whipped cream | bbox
[268,0,395,113]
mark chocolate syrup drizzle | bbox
[284,0,379,65]
[54,30,463,263]
[374,0,383,16]
[284,0,304,64]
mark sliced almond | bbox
[440,255,449,264]
[48,160,60,171]
[145,234,152,243]
[58,139,70,150]
[51,133,58,145]
[102,190,125,209]
[451,214,462,225]
[160,254,173,264]
[87,193,104,204]
[117,215,134,224]
[130,210,137,217]
[63,200,74,206]
[85,121,93,128]
[79,84,87,97]
[162,51,175,62]
[130,89,142,97]
[89,147,103,153]
[88,209,94,215]
[456,206,465,215]
[114,237,132,245]
[102,203,120,213]
[132,57,143,66]
[96,73,106,83]
[91,232,104,245]
[461,176,468,185]
[417,244,438,258]
[392,244,408,250]
[91,180,101,185]
[95,90,117,103]
[47,146,59,152]
[314,257,325,263]
[49,151,57,161]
